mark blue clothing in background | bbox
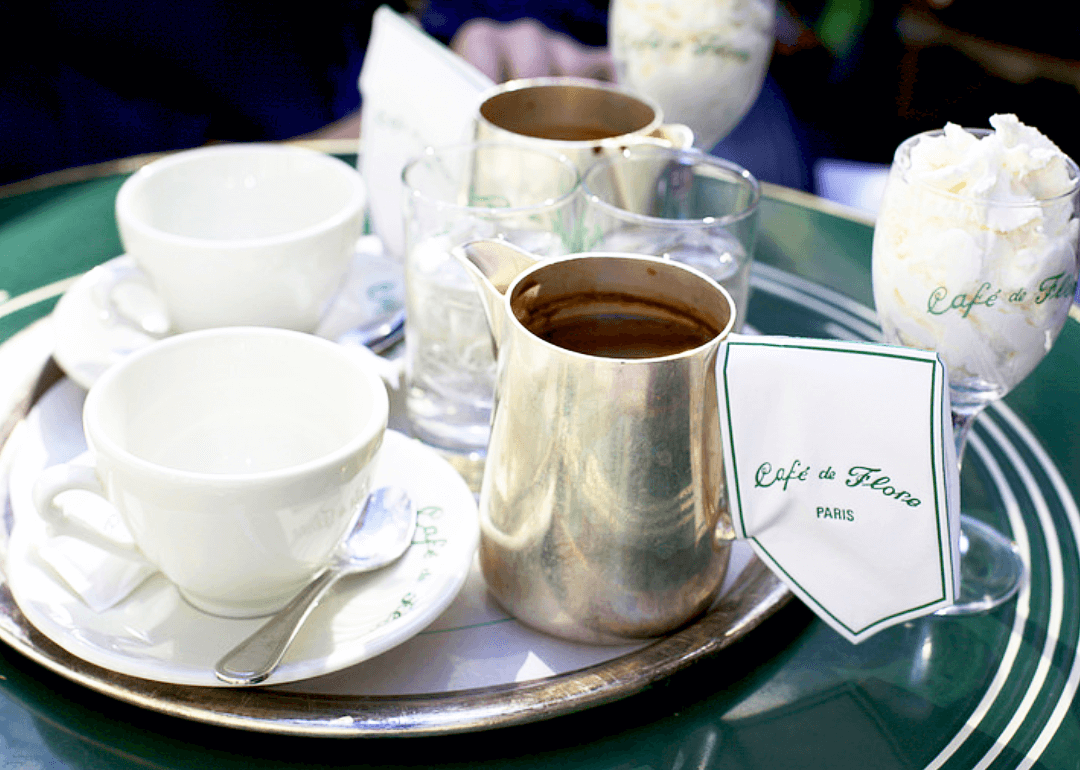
[712,75,812,194]
[1,0,396,185]
[422,0,610,46]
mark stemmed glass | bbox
[608,0,776,150]
[872,124,1080,615]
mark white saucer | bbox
[6,381,479,687]
[51,236,405,390]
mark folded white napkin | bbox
[36,534,156,614]
[358,6,494,258]
[719,335,961,643]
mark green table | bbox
[1,144,1078,768]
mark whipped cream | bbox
[872,114,1080,406]
[609,0,775,149]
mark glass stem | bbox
[951,403,987,473]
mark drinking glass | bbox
[401,142,579,485]
[872,128,1080,614]
[580,146,760,331]
[608,0,776,150]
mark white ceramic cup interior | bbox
[114,144,366,333]
[35,327,389,618]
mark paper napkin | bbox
[358,6,494,257]
[36,534,156,613]
[718,336,961,643]
[32,487,156,613]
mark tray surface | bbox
[6,173,1080,764]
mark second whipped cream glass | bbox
[872,127,1080,615]
[609,0,776,150]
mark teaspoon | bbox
[214,485,416,685]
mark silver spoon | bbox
[214,486,416,685]
[336,308,405,354]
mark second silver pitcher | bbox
[456,239,737,644]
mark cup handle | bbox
[650,122,695,150]
[32,459,138,556]
[590,125,696,218]
[90,261,170,338]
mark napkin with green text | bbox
[719,335,961,643]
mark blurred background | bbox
[3,0,1077,214]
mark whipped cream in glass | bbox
[609,0,775,150]
[872,114,1080,408]
[873,115,1080,615]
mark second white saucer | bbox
[52,238,405,390]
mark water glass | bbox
[580,146,760,330]
[401,142,580,469]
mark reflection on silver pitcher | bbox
[455,239,738,644]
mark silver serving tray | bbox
[0,318,790,738]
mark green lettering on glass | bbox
[926,271,1078,317]
[927,282,998,318]
[1035,272,1079,304]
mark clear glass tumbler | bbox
[401,142,580,481]
[580,146,760,331]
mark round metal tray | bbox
[0,265,866,738]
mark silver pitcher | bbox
[455,239,738,644]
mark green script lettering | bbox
[1035,272,1079,304]
[925,272,1078,316]
[846,466,921,506]
[927,282,999,318]
[755,460,810,491]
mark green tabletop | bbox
[1,146,1078,769]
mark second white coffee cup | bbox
[33,327,389,618]
[114,143,366,334]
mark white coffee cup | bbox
[33,327,389,618]
[114,143,366,334]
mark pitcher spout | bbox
[452,239,539,348]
